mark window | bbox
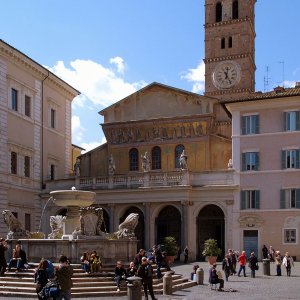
[242,152,259,171]
[50,108,56,129]
[280,189,300,209]
[228,37,233,48]
[25,95,31,117]
[24,156,30,177]
[11,151,17,174]
[241,115,259,135]
[129,148,139,171]
[284,111,300,131]
[281,149,300,169]
[241,190,260,210]
[151,146,161,170]
[175,144,185,168]
[221,38,225,49]
[50,164,55,180]
[12,88,18,111]
[216,2,222,22]
[232,0,239,19]
[284,229,296,244]
[25,213,31,231]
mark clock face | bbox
[212,61,241,89]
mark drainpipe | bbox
[41,71,50,190]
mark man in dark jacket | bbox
[137,257,157,300]
[0,238,8,275]
[56,255,73,300]
[7,243,27,272]
[209,263,224,291]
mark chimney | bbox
[274,86,285,93]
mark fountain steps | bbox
[0,266,196,298]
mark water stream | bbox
[38,196,54,233]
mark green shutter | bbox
[295,150,300,169]
[280,189,286,209]
[255,190,260,209]
[241,116,246,135]
[296,189,300,209]
[296,111,300,130]
[283,112,287,131]
[281,150,286,169]
[255,152,260,171]
[241,191,246,210]
[242,153,246,171]
[255,115,260,134]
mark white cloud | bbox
[181,61,205,93]
[46,58,147,108]
[110,56,125,74]
[81,140,104,154]
[72,115,85,144]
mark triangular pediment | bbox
[99,82,217,123]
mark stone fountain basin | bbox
[50,190,96,207]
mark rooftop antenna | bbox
[264,66,270,92]
[279,61,285,87]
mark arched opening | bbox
[129,148,139,171]
[156,205,181,251]
[221,38,225,49]
[101,208,110,233]
[120,206,145,250]
[197,204,225,260]
[175,144,184,169]
[232,0,239,19]
[151,146,161,170]
[216,2,222,22]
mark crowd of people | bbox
[208,245,295,291]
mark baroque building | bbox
[0,39,79,235]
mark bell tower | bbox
[204,0,256,101]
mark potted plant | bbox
[163,236,178,264]
[202,238,222,265]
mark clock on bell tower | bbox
[204,0,256,101]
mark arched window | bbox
[221,38,225,49]
[216,2,222,22]
[228,36,233,48]
[175,144,185,169]
[232,0,239,19]
[129,148,139,171]
[151,146,161,170]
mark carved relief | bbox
[239,214,264,228]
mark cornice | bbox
[204,17,253,29]
[204,53,254,64]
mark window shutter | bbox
[296,111,300,130]
[241,116,246,135]
[255,190,260,209]
[296,189,300,209]
[242,153,246,171]
[281,150,286,169]
[280,189,286,209]
[296,150,300,169]
[255,152,260,171]
[255,115,260,134]
[241,191,246,210]
[283,112,287,131]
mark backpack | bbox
[38,281,60,300]
[36,269,48,287]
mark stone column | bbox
[143,202,150,250]
[181,201,189,251]
[108,204,115,232]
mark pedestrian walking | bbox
[55,255,73,300]
[222,254,232,281]
[275,251,282,276]
[268,246,275,262]
[282,252,294,277]
[137,257,157,300]
[34,259,49,298]
[248,252,258,278]
[237,251,247,277]
[228,249,237,275]
[262,245,268,259]
[183,246,189,264]
[152,245,163,278]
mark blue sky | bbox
[1,0,299,152]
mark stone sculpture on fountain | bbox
[115,213,139,239]
[48,215,65,239]
[2,210,29,239]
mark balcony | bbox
[44,169,235,193]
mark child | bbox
[90,250,102,273]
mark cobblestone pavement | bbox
[2,261,300,300]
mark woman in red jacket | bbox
[237,251,247,277]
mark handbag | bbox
[255,264,259,271]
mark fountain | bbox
[50,188,96,240]
[2,188,138,264]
